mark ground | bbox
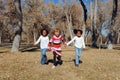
[0,46,120,80]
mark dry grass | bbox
[0,46,120,80]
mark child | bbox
[48,28,66,68]
[34,28,49,65]
[67,29,85,67]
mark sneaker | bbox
[75,64,79,67]
[52,65,55,69]
[58,60,63,65]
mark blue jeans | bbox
[75,47,82,65]
[40,48,47,64]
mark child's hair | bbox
[77,30,83,34]
[54,28,61,34]
[41,28,49,36]
[73,29,83,35]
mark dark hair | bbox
[41,28,49,36]
[78,30,83,34]
[73,29,83,35]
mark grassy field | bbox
[0,46,120,80]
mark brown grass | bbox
[0,46,120,80]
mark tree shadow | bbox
[63,59,83,64]
[19,47,39,52]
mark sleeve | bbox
[62,36,67,45]
[82,37,85,48]
[46,37,49,45]
[34,36,41,45]
[48,36,53,48]
[66,37,76,46]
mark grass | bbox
[0,46,120,80]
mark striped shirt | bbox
[48,35,66,54]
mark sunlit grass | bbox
[0,46,120,80]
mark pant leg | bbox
[53,52,57,66]
[40,49,44,64]
[78,48,82,58]
[57,55,62,65]
[41,48,47,64]
[75,47,82,65]
[75,47,79,65]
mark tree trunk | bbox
[90,0,99,48]
[90,0,94,31]
[11,0,22,52]
[117,32,120,44]
[107,0,118,49]
[0,37,1,44]
[0,31,2,44]
[65,12,73,41]
[94,0,97,29]
[79,0,87,37]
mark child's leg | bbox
[78,48,82,58]
[43,48,47,64]
[75,48,82,65]
[75,47,79,65]
[41,48,47,64]
[53,52,57,66]
[57,55,62,65]
[41,49,44,64]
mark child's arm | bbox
[48,37,53,50]
[34,36,41,45]
[62,36,67,45]
[82,37,85,48]
[66,37,75,46]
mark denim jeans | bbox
[40,48,47,64]
[75,47,82,65]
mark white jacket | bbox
[35,35,49,49]
[67,36,85,48]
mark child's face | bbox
[55,30,60,37]
[42,30,47,36]
[76,31,81,37]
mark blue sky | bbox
[20,0,90,11]
[21,0,106,11]
[44,0,90,10]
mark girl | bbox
[67,29,85,67]
[48,28,66,68]
[34,29,49,65]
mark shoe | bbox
[58,60,63,65]
[75,64,79,67]
[52,66,55,69]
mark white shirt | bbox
[35,35,49,49]
[67,36,85,48]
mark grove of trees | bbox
[0,0,119,52]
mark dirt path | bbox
[0,46,120,80]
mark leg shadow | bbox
[47,59,53,65]
[73,59,83,65]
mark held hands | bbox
[48,47,51,51]
[33,43,36,46]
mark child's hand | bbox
[63,45,67,48]
[34,43,36,46]
[48,47,51,51]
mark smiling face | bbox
[76,31,81,37]
[42,30,47,36]
[55,30,60,37]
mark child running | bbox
[34,28,49,65]
[48,28,66,68]
[67,29,85,67]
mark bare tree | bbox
[11,0,23,52]
[79,0,87,37]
